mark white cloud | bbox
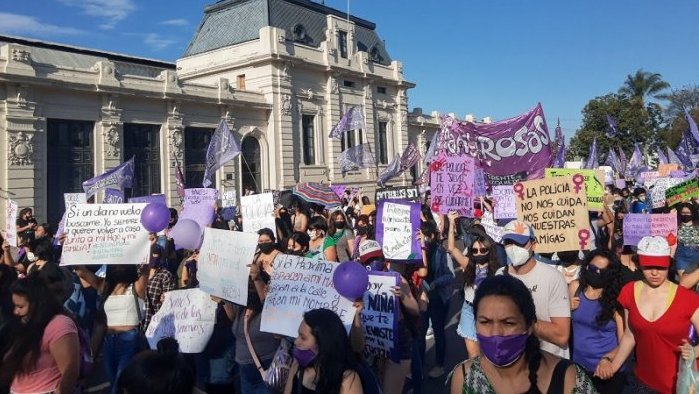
[57,0,135,30]
[160,19,189,27]
[123,33,177,51]
[0,12,84,37]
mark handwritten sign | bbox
[486,171,527,187]
[361,272,400,362]
[493,185,516,219]
[181,188,218,228]
[375,186,420,202]
[641,171,661,187]
[261,254,356,338]
[241,193,275,233]
[649,178,682,208]
[129,194,167,205]
[221,190,237,208]
[61,203,150,266]
[623,213,678,246]
[64,193,87,211]
[375,200,420,261]
[103,189,124,204]
[545,168,605,211]
[6,200,17,247]
[198,228,258,305]
[666,178,699,207]
[145,288,217,353]
[429,153,475,217]
[480,211,503,243]
[514,176,590,253]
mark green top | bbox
[458,356,597,394]
[305,236,337,260]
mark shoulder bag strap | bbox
[243,310,265,374]
[548,359,572,394]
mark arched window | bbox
[241,136,261,194]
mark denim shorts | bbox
[456,300,477,341]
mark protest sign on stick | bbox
[145,288,217,353]
[261,254,356,338]
[375,186,420,202]
[64,193,87,211]
[375,200,420,261]
[61,203,150,265]
[666,178,699,207]
[623,213,677,246]
[241,193,275,233]
[492,185,516,219]
[480,211,503,242]
[180,188,218,228]
[514,176,591,253]
[198,228,257,305]
[545,168,605,211]
[5,200,17,247]
[361,272,400,362]
[429,153,475,217]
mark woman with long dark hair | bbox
[306,216,338,262]
[450,275,595,393]
[569,249,625,393]
[0,274,80,393]
[328,210,355,262]
[447,211,498,358]
[284,308,362,394]
[674,202,699,276]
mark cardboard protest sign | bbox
[375,200,421,261]
[666,178,699,207]
[64,193,87,210]
[5,200,17,247]
[261,254,356,338]
[198,228,257,305]
[180,188,218,228]
[375,186,420,202]
[103,189,124,204]
[641,171,661,187]
[480,211,503,242]
[545,168,605,211]
[492,185,516,219]
[486,171,527,187]
[220,190,237,222]
[658,164,681,177]
[145,288,217,353]
[61,203,150,265]
[129,194,167,205]
[514,176,591,253]
[361,272,400,362]
[623,213,677,246]
[429,153,475,217]
[649,178,682,209]
[241,193,275,233]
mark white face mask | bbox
[26,252,37,263]
[505,245,531,267]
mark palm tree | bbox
[618,69,670,102]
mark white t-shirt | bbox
[497,261,571,358]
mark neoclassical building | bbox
[0,0,447,226]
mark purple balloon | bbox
[170,219,202,250]
[333,261,369,300]
[140,203,171,233]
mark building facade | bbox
[0,0,432,227]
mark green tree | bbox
[618,69,670,103]
[657,85,699,148]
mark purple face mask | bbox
[476,332,528,367]
[293,346,317,368]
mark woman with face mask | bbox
[569,250,625,393]
[305,217,338,262]
[286,232,311,257]
[327,211,355,262]
[284,308,362,394]
[450,275,596,394]
[447,211,498,359]
[254,228,280,275]
[674,202,699,277]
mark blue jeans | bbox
[239,360,272,394]
[103,328,140,394]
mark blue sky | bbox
[1,1,698,137]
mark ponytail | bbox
[524,335,542,394]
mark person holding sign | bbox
[496,221,572,359]
[675,203,699,276]
[328,211,355,262]
[447,211,499,359]
[284,308,362,394]
[254,228,281,275]
[450,276,595,394]
[306,217,338,262]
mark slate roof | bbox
[183,0,392,65]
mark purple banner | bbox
[375,199,421,262]
[129,194,167,205]
[429,153,475,217]
[82,156,134,198]
[438,103,552,180]
[103,189,124,204]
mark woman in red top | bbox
[597,236,699,393]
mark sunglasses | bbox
[470,247,489,255]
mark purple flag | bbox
[330,185,347,199]
[338,144,377,175]
[667,147,682,166]
[329,106,365,139]
[203,120,240,188]
[606,114,618,137]
[657,149,668,165]
[686,109,699,145]
[82,156,135,198]
[619,148,628,176]
[129,194,167,205]
[377,155,402,186]
[174,154,186,200]
[584,137,598,169]
[400,141,420,170]
[414,167,430,185]
[553,139,566,168]
[676,134,694,168]
[437,103,552,180]
[424,131,439,164]
[103,189,124,204]
[554,118,563,145]
[604,147,620,173]
[625,143,643,178]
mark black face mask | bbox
[681,215,693,223]
[356,226,369,235]
[334,221,346,229]
[472,255,490,265]
[258,242,275,254]
[583,267,607,289]
[288,249,305,257]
